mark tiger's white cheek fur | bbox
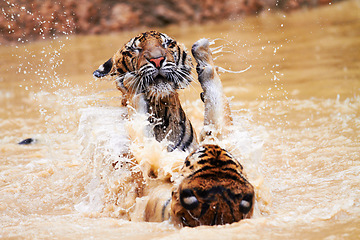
[240,200,251,208]
[147,82,175,99]
[183,196,198,206]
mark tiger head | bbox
[93,31,193,99]
[171,145,255,227]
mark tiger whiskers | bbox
[167,68,193,90]
[122,73,146,95]
[174,70,193,87]
[186,209,201,225]
[115,61,194,108]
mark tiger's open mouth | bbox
[146,75,177,99]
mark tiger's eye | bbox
[163,39,176,48]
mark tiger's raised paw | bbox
[191,38,233,141]
[191,39,218,85]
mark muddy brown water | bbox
[1,1,359,239]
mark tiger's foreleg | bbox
[191,39,233,142]
[143,183,173,223]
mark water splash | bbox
[208,38,253,74]
[2,0,75,87]
[217,65,252,74]
[2,0,79,134]
[1,0,74,43]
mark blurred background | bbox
[1,0,336,43]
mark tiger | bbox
[93,30,197,152]
[145,144,255,226]
[93,31,255,227]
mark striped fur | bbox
[93,31,197,152]
[143,38,255,227]
[144,145,254,226]
[93,30,193,100]
[170,145,254,227]
[147,93,197,152]
[93,33,255,227]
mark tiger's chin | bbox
[146,76,178,100]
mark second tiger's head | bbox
[171,145,255,227]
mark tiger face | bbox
[171,144,255,227]
[93,30,193,99]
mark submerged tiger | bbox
[93,31,254,227]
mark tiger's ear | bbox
[93,58,113,78]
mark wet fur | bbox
[171,145,254,226]
[143,38,255,227]
[94,30,197,152]
[93,33,254,227]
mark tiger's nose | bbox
[149,56,165,69]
